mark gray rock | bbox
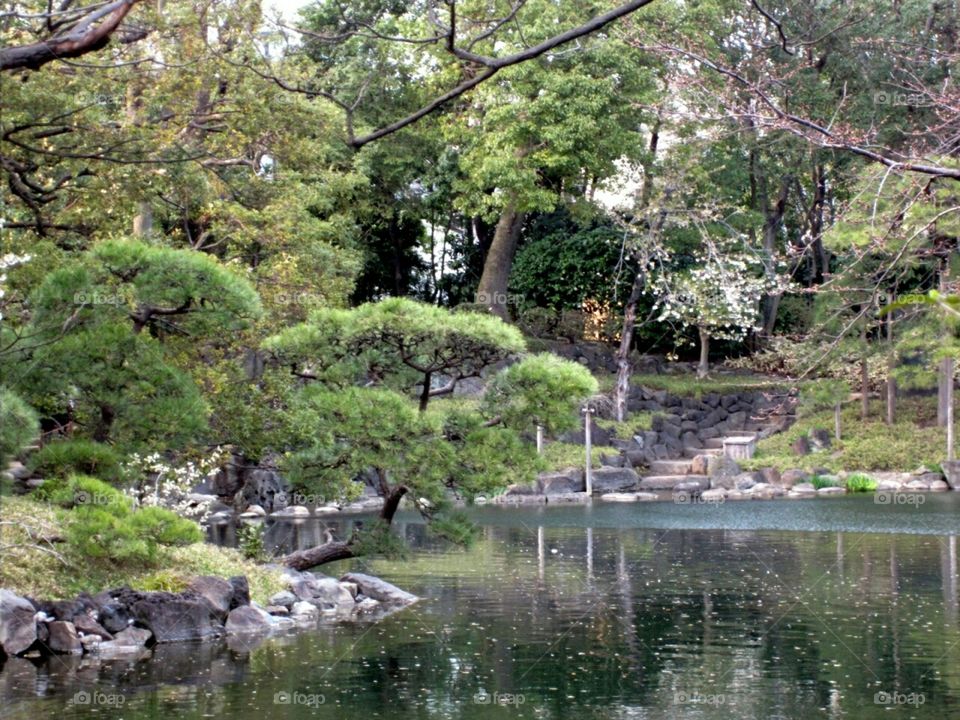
[681,432,702,449]
[99,626,151,650]
[759,467,782,486]
[47,621,82,654]
[590,467,640,493]
[268,591,297,608]
[780,469,809,487]
[538,469,585,494]
[225,605,272,635]
[599,453,625,468]
[72,611,113,640]
[708,456,740,479]
[735,473,758,490]
[942,461,960,490]
[228,576,250,609]
[792,482,816,493]
[310,577,355,607]
[98,602,133,634]
[273,505,311,518]
[818,486,846,495]
[689,454,710,475]
[809,428,832,450]
[188,576,234,620]
[674,479,708,493]
[290,601,319,620]
[340,573,417,606]
[0,589,36,656]
[504,482,539,496]
[99,588,223,643]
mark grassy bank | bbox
[0,496,285,603]
[741,397,947,474]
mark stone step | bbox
[683,447,722,458]
[639,474,709,490]
[648,459,693,475]
[703,437,726,449]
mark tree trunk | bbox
[282,540,355,571]
[418,371,432,413]
[940,358,951,427]
[834,400,842,441]
[860,355,869,421]
[697,328,710,379]
[132,201,152,237]
[614,272,645,422]
[759,174,791,337]
[476,203,524,319]
[948,357,956,462]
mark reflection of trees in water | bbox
[7,523,960,719]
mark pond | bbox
[4,494,960,719]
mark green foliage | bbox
[237,523,267,562]
[43,474,202,565]
[266,298,526,405]
[29,439,122,483]
[511,216,637,311]
[41,474,132,515]
[8,322,208,450]
[800,379,849,415]
[810,475,836,490]
[30,239,261,338]
[482,353,598,433]
[844,473,878,493]
[0,386,38,465]
[283,385,452,501]
[542,442,619,471]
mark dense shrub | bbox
[29,439,122,483]
[47,475,202,564]
[0,387,38,465]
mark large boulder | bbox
[96,626,153,657]
[340,573,417,606]
[228,576,251,609]
[47,621,82,655]
[0,589,37,656]
[188,576,235,620]
[98,603,133,635]
[101,588,224,643]
[707,456,741,489]
[942,461,960,490]
[225,605,272,636]
[590,467,639,494]
[310,577,355,608]
[538,469,585,494]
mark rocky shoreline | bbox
[0,569,416,663]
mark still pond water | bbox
[4,495,960,719]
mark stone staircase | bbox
[633,422,787,492]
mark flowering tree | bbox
[653,240,784,378]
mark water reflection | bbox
[5,499,960,718]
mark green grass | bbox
[0,496,285,603]
[629,372,794,398]
[810,475,836,490]
[541,441,620,471]
[741,397,946,474]
[595,413,655,439]
[844,473,878,493]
